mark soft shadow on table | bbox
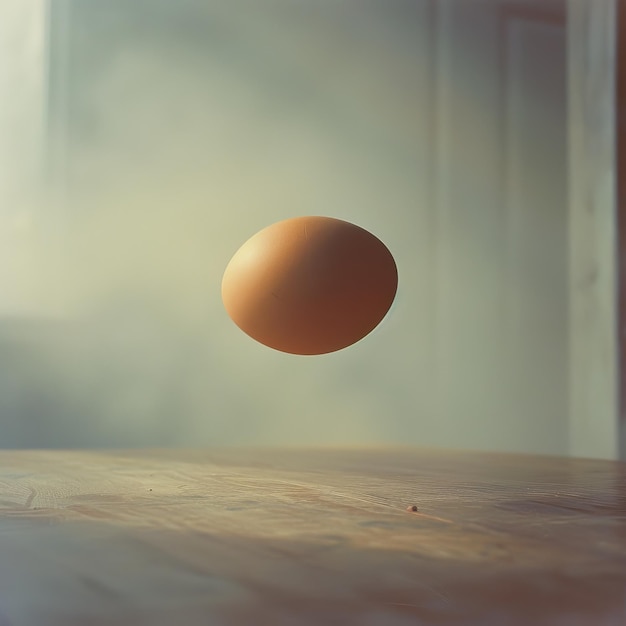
[0,520,624,626]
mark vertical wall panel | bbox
[568,0,619,459]
[502,18,567,452]
[432,0,568,454]
[0,0,48,315]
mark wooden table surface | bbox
[0,447,625,626]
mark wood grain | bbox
[0,447,625,625]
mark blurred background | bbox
[0,0,593,456]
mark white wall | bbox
[0,0,573,455]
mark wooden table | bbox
[0,447,625,625]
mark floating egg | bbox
[221,216,398,355]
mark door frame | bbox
[617,0,626,460]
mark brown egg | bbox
[221,216,398,355]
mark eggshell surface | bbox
[221,216,398,355]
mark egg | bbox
[221,216,398,355]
